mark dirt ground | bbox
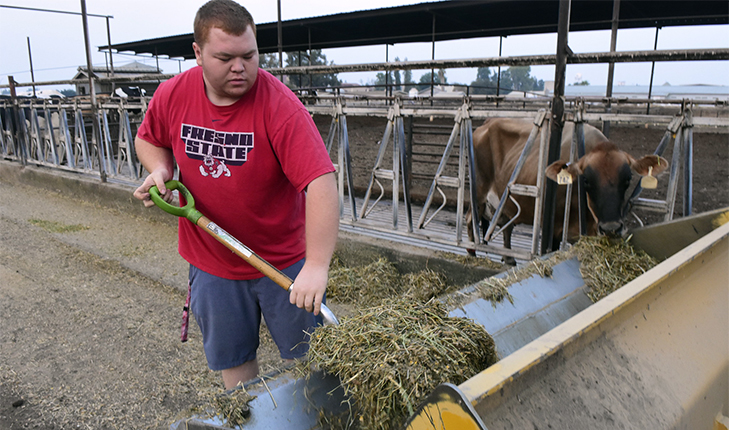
[0,180,286,429]
[1,114,726,429]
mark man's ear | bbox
[546,160,582,183]
[192,42,203,67]
[631,154,669,176]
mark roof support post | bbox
[541,0,571,254]
[80,0,106,182]
[277,0,284,82]
[646,26,660,114]
[603,0,620,138]
[26,37,36,97]
[106,16,114,77]
[430,13,436,103]
[496,36,503,99]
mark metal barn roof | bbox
[104,0,729,60]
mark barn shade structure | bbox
[103,0,728,60]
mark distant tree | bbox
[59,89,76,97]
[504,66,543,92]
[473,66,543,95]
[470,67,497,95]
[284,49,340,89]
[417,68,447,90]
[373,71,395,90]
[260,53,282,69]
[403,58,415,91]
[573,80,590,86]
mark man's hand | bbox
[133,169,174,208]
[289,262,328,316]
[132,137,175,208]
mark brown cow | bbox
[466,117,668,262]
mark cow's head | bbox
[546,141,668,236]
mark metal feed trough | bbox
[170,208,728,429]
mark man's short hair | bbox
[194,0,256,47]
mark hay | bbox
[326,257,402,303]
[326,256,453,304]
[445,235,656,309]
[28,218,90,233]
[572,235,658,302]
[302,298,498,430]
[435,251,506,271]
[206,386,256,428]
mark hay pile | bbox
[303,299,497,430]
[572,236,658,302]
[208,387,255,428]
[446,235,658,309]
[326,256,452,304]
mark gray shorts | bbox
[189,259,322,371]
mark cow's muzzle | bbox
[598,221,625,237]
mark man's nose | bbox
[230,58,245,72]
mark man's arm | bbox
[289,172,339,316]
[132,137,176,207]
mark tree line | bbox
[261,51,546,96]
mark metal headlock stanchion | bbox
[481,109,548,258]
[99,108,117,175]
[73,103,93,170]
[417,101,478,243]
[42,104,61,166]
[627,105,692,223]
[117,102,139,180]
[360,98,413,232]
[58,107,76,169]
[0,109,9,156]
[558,100,587,250]
[325,98,357,221]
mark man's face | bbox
[193,25,259,106]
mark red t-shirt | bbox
[137,67,335,279]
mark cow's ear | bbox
[546,160,582,183]
[631,154,669,176]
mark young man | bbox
[132,0,339,389]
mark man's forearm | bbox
[135,137,175,177]
[304,172,339,267]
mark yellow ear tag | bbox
[641,166,658,189]
[557,168,573,185]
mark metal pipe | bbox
[106,16,114,77]
[26,37,36,97]
[683,108,693,216]
[277,0,283,69]
[604,0,620,138]
[0,4,111,18]
[257,47,729,75]
[385,44,390,99]
[646,26,660,114]
[497,36,503,98]
[80,0,106,182]
[430,14,436,101]
[541,0,571,255]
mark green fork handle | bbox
[149,180,203,225]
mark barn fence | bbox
[2,92,725,261]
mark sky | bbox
[1,0,728,93]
